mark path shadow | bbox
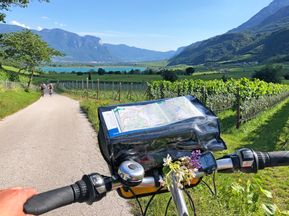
[239,99,289,151]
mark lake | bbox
[41,66,147,73]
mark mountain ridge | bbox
[230,0,289,32]
[169,0,289,66]
[0,24,177,63]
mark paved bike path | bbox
[0,94,132,216]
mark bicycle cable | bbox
[184,188,197,216]
[128,188,144,216]
[143,187,163,216]
[129,187,163,216]
[212,171,217,196]
[201,180,215,196]
[201,172,217,197]
[164,196,172,216]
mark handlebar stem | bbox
[169,172,189,216]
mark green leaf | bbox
[231,183,244,194]
[162,166,171,175]
[262,203,277,216]
[260,188,273,198]
[247,193,254,204]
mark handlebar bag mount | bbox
[98,95,226,175]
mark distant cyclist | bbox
[48,83,53,96]
[40,83,46,97]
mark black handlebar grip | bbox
[24,186,75,215]
[256,151,289,169]
[267,151,289,167]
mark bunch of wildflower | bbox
[160,150,202,190]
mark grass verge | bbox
[0,89,40,119]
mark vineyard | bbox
[58,78,289,129]
[147,78,289,101]
[57,80,147,102]
[147,78,289,128]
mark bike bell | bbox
[118,160,145,187]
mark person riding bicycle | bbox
[40,83,46,97]
[0,187,36,216]
[48,83,53,96]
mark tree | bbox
[98,68,105,75]
[175,69,185,75]
[185,67,195,76]
[88,69,96,80]
[161,69,178,82]
[252,65,283,83]
[1,30,62,89]
[0,33,8,68]
[0,0,49,22]
[76,72,84,76]
[88,69,97,74]
[144,69,154,75]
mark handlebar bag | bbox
[98,95,226,174]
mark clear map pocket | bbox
[97,96,226,175]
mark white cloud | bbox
[40,16,50,20]
[37,26,43,31]
[10,20,30,29]
[54,21,66,27]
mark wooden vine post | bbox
[177,83,181,96]
[118,82,122,101]
[129,82,133,100]
[236,87,241,129]
[96,79,100,100]
[112,82,115,100]
[85,78,89,98]
[202,86,207,106]
[160,82,164,99]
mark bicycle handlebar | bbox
[256,151,289,168]
[24,173,111,215]
[23,149,289,215]
[23,186,75,215]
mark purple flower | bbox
[190,150,201,169]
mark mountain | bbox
[0,24,23,33]
[104,43,175,62]
[169,33,255,65]
[37,29,114,62]
[169,0,289,66]
[0,24,177,63]
[230,0,289,32]
[252,5,289,33]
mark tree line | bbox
[46,67,196,82]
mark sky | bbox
[5,0,273,51]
